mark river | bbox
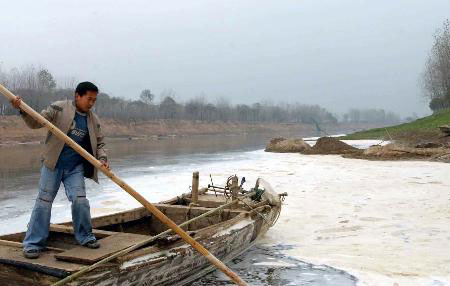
[0,134,449,285]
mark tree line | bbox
[0,64,403,125]
[0,65,340,124]
[342,108,402,124]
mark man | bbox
[11,82,110,259]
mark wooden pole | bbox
[231,176,239,201]
[51,190,255,286]
[0,84,248,286]
[190,171,199,206]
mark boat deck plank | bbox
[50,224,118,238]
[0,245,83,272]
[54,233,150,265]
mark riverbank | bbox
[265,132,450,163]
[0,115,381,145]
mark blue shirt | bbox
[56,111,90,171]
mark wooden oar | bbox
[0,83,248,286]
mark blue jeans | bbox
[23,164,96,251]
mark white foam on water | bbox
[1,139,449,286]
[253,261,297,267]
[255,152,450,286]
[303,134,347,141]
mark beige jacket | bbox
[21,100,107,183]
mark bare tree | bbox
[216,97,232,122]
[185,96,207,120]
[58,76,77,89]
[422,19,450,111]
[251,103,262,122]
[37,69,56,90]
[204,103,217,121]
[159,89,176,102]
[0,64,8,88]
[159,96,177,119]
[140,89,154,105]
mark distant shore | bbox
[0,116,381,146]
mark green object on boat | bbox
[251,188,265,202]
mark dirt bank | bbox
[344,142,450,163]
[265,136,450,163]
[305,136,362,155]
[265,137,312,153]
[266,136,363,155]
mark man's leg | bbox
[23,165,62,256]
[62,164,96,246]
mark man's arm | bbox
[12,97,57,129]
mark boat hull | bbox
[72,207,278,286]
[0,187,281,286]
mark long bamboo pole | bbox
[0,84,248,286]
[51,190,255,286]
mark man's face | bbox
[75,91,97,112]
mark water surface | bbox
[0,132,362,285]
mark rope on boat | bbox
[271,204,282,227]
[237,190,283,227]
[206,176,286,228]
[271,192,287,227]
[237,196,269,223]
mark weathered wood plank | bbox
[0,245,83,273]
[90,208,150,229]
[54,233,150,264]
[0,240,64,253]
[49,224,117,238]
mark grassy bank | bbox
[341,109,450,141]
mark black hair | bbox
[75,82,98,96]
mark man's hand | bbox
[100,159,110,170]
[11,96,22,109]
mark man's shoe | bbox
[83,239,100,249]
[23,249,41,259]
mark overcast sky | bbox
[1,0,449,117]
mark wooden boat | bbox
[0,177,285,286]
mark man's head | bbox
[75,82,98,112]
